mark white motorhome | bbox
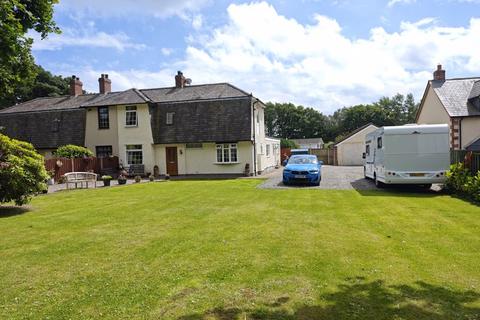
[364,124,450,187]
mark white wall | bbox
[116,104,155,173]
[153,141,254,175]
[84,106,119,156]
[462,117,480,149]
[417,86,451,125]
[337,125,378,166]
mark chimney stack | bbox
[433,64,446,81]
[69,75,83,96]
[98,74,112,94]
[175,71,186,88]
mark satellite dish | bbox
[185,78,192,85]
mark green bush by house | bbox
[53,145,93,158]
[0,133,49,205]
[446,163,480,202]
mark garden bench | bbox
[128,164,145,177]
[64,172,98,189]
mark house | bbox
[334,124,378,166]
[291,138,324,149]
[0,72,280,176]
[416,65,480,151]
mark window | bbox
[216,143,238,163]
[125,106,137,127]
[126,144,143,165]
[52,118,60,132]
[166,112,174,125]
[266,144,271,157]
[96,146,113,158]
[186,143,203,149]
[98,107,109,129]
[366,145,370,156]
[377,137,383,149]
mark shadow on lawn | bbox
[0,206,30,218]
[178,277,480,320]
[351,178,446,198]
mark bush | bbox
[446,163,480,202]
[101,175,112,180]
[53,145,93,158]
[0,134,49,205]
[280,139,298,149]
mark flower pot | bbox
[47,178,55,185]
[103,180,111,187]
[118,179,127,185]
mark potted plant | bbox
[134,175,142,183]
[102,175,113,187]
[117,174,127,185]
[149,175,155,182]
[47,170,55,185]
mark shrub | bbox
[446,163,480,202]
[280,139,298,149]
[101,175,113,180]
[53,145,93,158]
[0,134,49,205]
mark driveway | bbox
[258,165,376,190]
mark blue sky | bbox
[31,0,480,113]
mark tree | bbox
[280,139,298,149]
[1,64,70,107]
[0,0,60,107]
[53,145,93,158]
[0,133,49,206]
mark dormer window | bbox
[125,106,138,127]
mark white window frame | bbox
[266,144,271,157]
[125,106,138,127]
[126,144,143,165]
[166,112,174,125]
[216,143,238,163]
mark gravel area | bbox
[258,165,375,190]
[258,165,444,192]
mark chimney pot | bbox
[99,73,112,94]
[433,64,446,81]
[175,71,186,88]
[70,75,83,96]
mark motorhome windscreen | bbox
[385,134,449,154]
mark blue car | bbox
[283,155,322,186]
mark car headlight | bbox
[284,169,291,173]
[309,170,319,174]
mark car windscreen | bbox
[289,157,318,164]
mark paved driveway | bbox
[258,165,376,190]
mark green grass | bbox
[0,179,479,319]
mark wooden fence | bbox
[451,150,480,175]
[45,156,119,181]
[280,147,335,165]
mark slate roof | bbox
[149,97,253,144]
[0,94,104,114]
[431,78,480,117]
[0,109,86,149]
[466,137,480,152]
[140,83,250,103]
[82,89,149,107]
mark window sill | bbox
[125,125,138,128]
[214,162,240,165]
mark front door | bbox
[166,147,178,176]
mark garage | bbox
[334,124,378,166]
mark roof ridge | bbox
[139,82,244,92]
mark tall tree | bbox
[1,64,70,107]
[0,0,60,107]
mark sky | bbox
[30,0,480,114]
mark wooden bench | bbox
[128,164,145,177]
[64,172,98,189]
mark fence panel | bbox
[45,157,119,181]
[309,148,335,165]
[450,150,480,175]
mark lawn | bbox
[0,179,479,319]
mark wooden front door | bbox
[166,147,178,176]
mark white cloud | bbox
[161,48,174,56]
[191,14,204,30]
[31,28,146,51]
[56,2,480,113]
[387,0,416,7]
[56,0,210,19]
